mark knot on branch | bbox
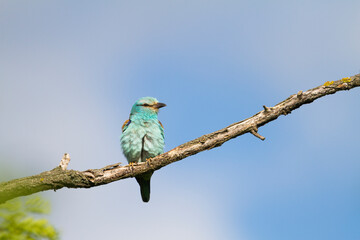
[337,82,349,89]
[297,90,303,98]
[281,107,292,115]
[82,169,105,183]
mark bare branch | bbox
[0,74,359,204]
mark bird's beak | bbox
[154,102,166,109]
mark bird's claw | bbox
[146,158,153,168]
[128,162,136,171]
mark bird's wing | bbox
[122,119,131,132]
[158,120,164,139]
[158,120,164,129]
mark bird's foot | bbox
[128,162,136,171]
[146,158,152,168]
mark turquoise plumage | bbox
[120,97,166,202]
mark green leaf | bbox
[0,195,59,240]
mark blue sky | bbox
[0,1,359,239]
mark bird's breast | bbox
[121,119,164,163]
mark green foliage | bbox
[0,195,58,240]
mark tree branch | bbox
[1,74,359,204]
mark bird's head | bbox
[130,97,166,118]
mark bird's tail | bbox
[135,171,153,203]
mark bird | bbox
[120,97,166,202]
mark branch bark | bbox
[1,74,359,204]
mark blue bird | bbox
[120,97,166,202]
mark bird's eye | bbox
[142,103,150,106]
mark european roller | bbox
[120,97,166,202]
